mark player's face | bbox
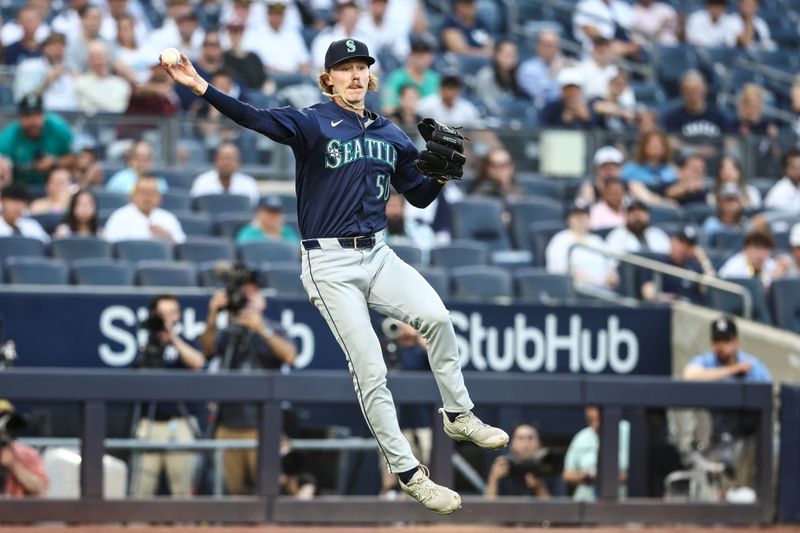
[329,60,370,106]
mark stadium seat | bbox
[707,277,772,324]
[451,266,513,300]
[113,239,172,262]
[71,258,134,286]
[682,204,715,225]
[156,168,195,190]
[770,279,800,333]
[514,268,575,302]
[617,252,669,298]
[51,237,113,262]
[507,197,565,249]
[6,257,68,285]
[491,249,534,271]
[416,265,450,298]
[31,212,63,234]
[654,45,700,98]
[273,194,297,214]
[527,221,566,267]
[647,204,683,224]
[516,176,577,200]
[630,81,666,107]
[391,243,423,265]
[135,260,198,287]
[92,189,128,212]
[238,240,299,266]
[176,212,214,236]
[160,191,193,213]
[450,198,511,250]
[430,240,489,269]
[0,236,46,261]
[262,261,305,297]
[175,237,235,264]
[214,213,253,238]
[193,193,252,214]
[709,229,745,252]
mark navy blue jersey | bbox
[203,86,428,239]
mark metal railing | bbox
[0,368,774,525]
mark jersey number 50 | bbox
[376,174,390,201]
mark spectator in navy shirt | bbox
[640,225,715,302]
[440,0,493,58]
[663,152,708,205]
[4,6,43,65]
[662,70,730,138]
[540,68,593,130]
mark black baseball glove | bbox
[414,118,467,182]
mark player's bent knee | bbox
[418,306,452,329]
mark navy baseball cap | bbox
[1,182,30,202]
[258,195,283,212]
[324,39,375,70]
[18,93,43,115]
[711,316,737,342]
[672,225,698,245]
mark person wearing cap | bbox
[606,199,671,254]
[719,229,791,288]
[417,74,485,130]
[764,149,800,215]
[576,146,624,206]
[163,37,510,515]
[0,400,48,497]
[589,176,626,230]
[440,0,493,58]
[572,0,640,60]
[685,0,739,48]
[380,35,440,114]
[663,151,708,205]
[13,32,78,113]
[703,182,752,242]
[640,224,714,302]
[236,194,300,246]
[0,94,74,188]
[546,202,618,290]
[540,67,593,130]
[191,143,258,205]
[662,70,731,138]
[104,175,186,243]
[0,182,50,242]
[310,1,375,73]
[241,0,310,76]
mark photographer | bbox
[200,265,296,495]
[0,399,48,497]
[132,294,205,497]
[485,423,551,499]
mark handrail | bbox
[567,242,753,319]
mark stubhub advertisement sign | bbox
[0,290,671,375]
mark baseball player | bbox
[162,39,509,515]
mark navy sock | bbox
[445,411,464,423]
[397,467,418,484]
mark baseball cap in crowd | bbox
[258,195,283,212]
[790,223,800,247]
[711,316,738,342]
[627,199,649,213]
[672,225,698,245]
[1,182,30,203]
[719,183,741,200]
[557,68,583,89]
[441,74,461,89]
[265,0,288,8]
[324,39,375,69]
[42,32,66,47]
[568,201,590,216]
[17,93,43,115]
[409,34,435,54]
[593,146,624,167]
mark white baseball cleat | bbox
[440,409,510,449]
[398,465,462,515]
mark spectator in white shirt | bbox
[13,32,79,113]
[150,0,204,61]
[242,0,311,75]
[546,203,618,290]
[416,74,484,129]
[764,149,800,214]
[631,0,678,46]
[51,0,87,43]
[719,229,790,288]
[0,182,50,242]
[727,0,774,51]
[685,0,738,48]
[574,36,626,101]
[605,200,670,254]
[311,0,375,73]
[99,0,150,44]
[104,175,186,244]
[357,0,410,62]
[572,0,639,60]
[191,143,259,206]
[74,40,132,115]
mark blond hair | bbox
[317,70,379,97]
[739,83,764,105]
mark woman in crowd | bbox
[30,167,76,215]
[54,189,101,238]
[474,39,526,117]
[468,148,524,200]
[621,130,677,205]
[707,155,762,209]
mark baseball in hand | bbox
[160,47,180,66]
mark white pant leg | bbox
[301,247,418,473]
[365,244,474,413]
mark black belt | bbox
[302,235,376,250]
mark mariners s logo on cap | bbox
[324,39,376,69]
[346,39,356,53]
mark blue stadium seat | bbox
[6,257,68,285]
[647,204,683,224]
[0,236,46,261]
[709,229,745,252]
[514,268,575,302]
[92,189,128,212]
[451,265,513,300]
[770,279,800,333]
[30,213,63,235]
[654,45,700,98]
[273,194,297,214]
[630,81,666,107]
[160,191,193,213]
[238,240,299,266]
[51,237,113,262]
[682,203,715,225]
[113,239,173,262]
[450,198,511,250]
[516,176,579,200]
[156,169,195,190]
[214,213,253,238]
[508,197,565,249]
[707,277,772,324]
[430,240,489,269]
[262,261,305,297]
[198,260,235,288]
[193,194,252,214]
[416,265,450,298]
[176,212,214,236]
[391,243,423,265]
[491,249,535,271]
[135,260,198,287]
[71,258,134,286]
[528,221,566,267]
[175,237,235,264]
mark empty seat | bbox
[709,229,745,252]
[391,243,423,265]
[430,240,489,269]
[71,258,134,286]
[176,212,214,236]
[238,240,298,266]
[175,237,235,263]
[451,265,513,300]
[214,213,253,238]
[51,237,113,262]
[491,249,534,271]
[193,194,252,214]
[450,198,511,250]
[770,279,800,333]
[707,277,772,324]
[0,236,46,261]
[682,204,715,225]
[135,260,197,287]
[507,197,564,249]
[92,189,128,212]
[515,268,575,302]
[416,265,450,298]
[30,212,63,234]
[6,257,68,285]
[647,204,683,224]
[528,221,566,267]
[262,261,305,297]
[158,170,195,190]
[113,239,172,262]
[160,191,193,213]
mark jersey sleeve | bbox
[390,134,425,193]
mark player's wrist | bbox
[192,77,208,96]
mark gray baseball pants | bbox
[300,230,474,473]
